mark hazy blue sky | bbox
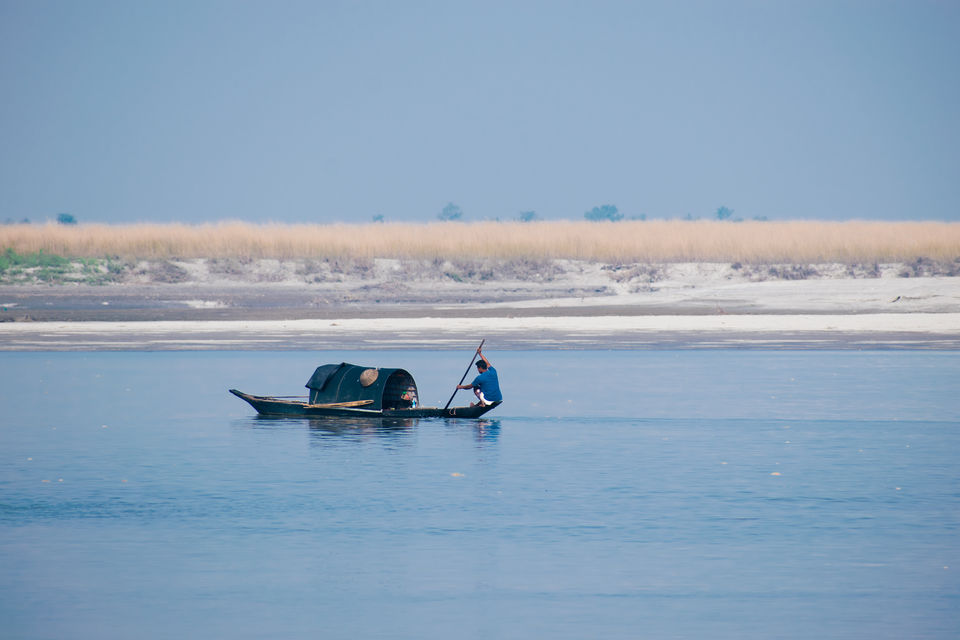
[1,0,957,224]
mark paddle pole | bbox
[443,339,484,410]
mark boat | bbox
[230,361,501,419]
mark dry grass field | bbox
[2,220,959,264]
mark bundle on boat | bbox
[229,362,500,419]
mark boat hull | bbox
[229,389,500,419]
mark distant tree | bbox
[752,216,769,221]
[517,210,538,222]
[438,202,463,221]
[20,218,31,224]
[715,206,734,221]
[584,204,622,222]
[630,213,647,221]
[372,214,384,223]
[57,213,77,225]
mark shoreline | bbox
[2,313,958,351]
[3,261,958,351]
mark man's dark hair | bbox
[476,360,488,371]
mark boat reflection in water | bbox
[470,419,501,443]
[308,415,419,441]
[241,414,501,444]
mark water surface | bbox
[2,351,958,639]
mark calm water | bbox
[2,350,958,639]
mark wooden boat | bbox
[230,362,501,419]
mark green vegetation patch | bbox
[0,248,130,285]
[0,247,69,270]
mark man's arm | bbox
[477,350,491,368]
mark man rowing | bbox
[456,349,502,407]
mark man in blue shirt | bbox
[457,350,502,406]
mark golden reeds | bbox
[2,220,959,264]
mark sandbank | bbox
[2,313,958,351]
[1,261,958,350]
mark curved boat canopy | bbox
[305,363,419,410]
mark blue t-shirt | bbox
[471,366,502,402]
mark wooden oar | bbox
[306,399,375,409]
[443,339,484,410]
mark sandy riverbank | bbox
[2,314,959,351]
[1,260,958,350]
